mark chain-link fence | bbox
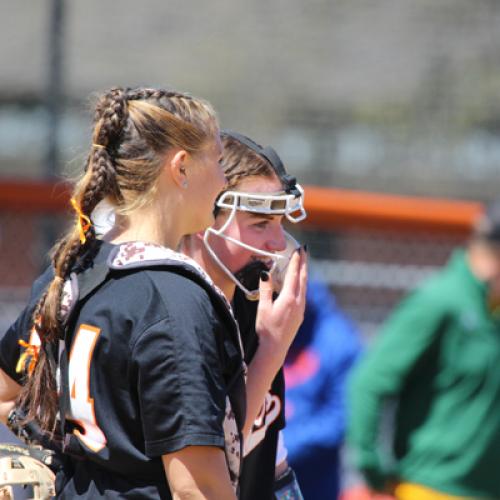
[298,226,469,339]
[0,205,68,334]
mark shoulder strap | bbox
[59,261,114,458]
[78,262,110,301]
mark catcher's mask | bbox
[0,443,55,500]
[204,131,306,300]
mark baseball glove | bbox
[0,443,55,499]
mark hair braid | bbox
[125,87,190,102]
[87,88,130,205]
[81,148,122,213]
[18,91,130,430]
[93,87,129,145]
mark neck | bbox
[106,199,183,250]
[182,235,236,301]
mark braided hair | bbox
[18,87,219,432]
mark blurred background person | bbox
[284,279,362,499]
[347,200,500,500]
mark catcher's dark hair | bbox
[222,131,296,191]
[212,132,277,217]
[18,86,218,433]
[220,132,278,188]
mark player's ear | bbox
[169,149,189,189]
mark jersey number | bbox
[67,324,107,452]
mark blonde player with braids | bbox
[0,87,248,499]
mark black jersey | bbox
[232,289,286,500]
[0,241,245,499]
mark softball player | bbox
[0,87,246,499]
[183,131,307,499]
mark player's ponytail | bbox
[17,86,219,433]
[17,88,131,432]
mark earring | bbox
[180,167,187,188]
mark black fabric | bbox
[1,241,245,499]
[0,266,53,383]
[241,430,281,500]
[56,460,171,499]
[232,288,286,500]
[234,260,269,298]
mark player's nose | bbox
[266,226,287,252]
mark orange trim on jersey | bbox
[68,324,101,410]
[67,323,106,453]
[73,428,105,453]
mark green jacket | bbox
[348,250,500,499]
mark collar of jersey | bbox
[60,241,229,325]
[108,241,215,286]
[107,241,234,306]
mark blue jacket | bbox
[284,280,362,498]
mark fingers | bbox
[280,248,301,298]
[258,270,274,308]
[280,244,308,300]
[297,246,308,304]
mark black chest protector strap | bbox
[58,261,246,457]
[58,262,112,458]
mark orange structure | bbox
[0,179,484,232]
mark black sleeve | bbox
[132,285,228,457]
[0,267,53,383]
[0,311,31,382]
